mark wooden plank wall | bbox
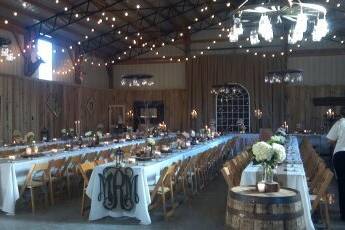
[0,75,188,143]
[285,85,345,133]
[186,55,345,133]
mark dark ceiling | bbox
[0,0,344,62]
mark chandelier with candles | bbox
[0,37,15,62]
[120,74,154,87]
[228,1,329,45]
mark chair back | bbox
[97,150,111,162]
[49,158,66,177]
[150,164,177,201]
[20,162,49,197]
[221,162,235,188]
[311,168,334,211]
[78,162,96,185]
[82,152,98,163]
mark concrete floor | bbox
[1,176,345,230]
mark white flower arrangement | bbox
[190,130,196,137]
[96,131,103,138]
[276,127,287,137]
[146,138,156,146]
[182,131,190,139]
[252,141,274,162]
[85,131,93,137]
[24,132,35,144]
[270,135,286,145]
[61,128,67,134]
[252,141,286,166]
[272,143,286,163]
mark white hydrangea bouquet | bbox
[252,139,286,184]
[269,135,286,145]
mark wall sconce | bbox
[191,109,198,119]
[326,108,335,120]
[126,110,134,119]
[254,109,263,119]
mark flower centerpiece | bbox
[12,130,23,144]
[251,136,286,191]
[85,131,96,147]
[24,132,36,155]
[146,137,156,157]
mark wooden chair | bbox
[81,152,98,163]
[221,162,236,189]
[19,162,50,214]
[63,155,82,198]
[149,164,177,219]
[310,168,334,228]
[48,158,67,205]
[185,156,199,195]
[95,159,106,165]
[175,157,192,200]
[96,150,112,162]
[77,161,96,216]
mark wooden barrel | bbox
[226,186,305,230]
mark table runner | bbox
[240,136,314,230]
[0,135,173,215]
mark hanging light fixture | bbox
[250,30,260,45]
[230,2,328,44]
[210,84,243,97]
[258,14,273,41]
[120,74,154,87]
[0,37,14,62]
[312,16,328,41]
[289,8,308,44]
[228,16,243,43]
[264,70,303,84]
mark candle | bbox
[25,147,32,155]
[8,155,15,160]
[128,157,136,164]
[257,182,266,193]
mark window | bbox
[216,84,250,133]
[37,39,52,80]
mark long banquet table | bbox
[0,135,174,215]
[240,136,314,230]
[86,134,235,225]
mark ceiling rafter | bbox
[110,6,232,64]
[164,0,194,25]
[141,0,184,29]
[79,0,211,54]
[28,0,124,40]
[0,1,86,42]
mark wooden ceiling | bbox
[1,0,345,63]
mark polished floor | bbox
[0,176,344,230]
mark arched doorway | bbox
[215,83,250,133]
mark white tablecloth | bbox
[86,135,235,224]
[0,136,173,215]
[240,136,314,230]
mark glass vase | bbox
[262,164,274,184]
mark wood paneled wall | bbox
[0,75,187,143]
[285,86,345,132]
[186,55,345,133]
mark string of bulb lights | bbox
[1,0,345,71]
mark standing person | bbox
[327,106,345,220]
